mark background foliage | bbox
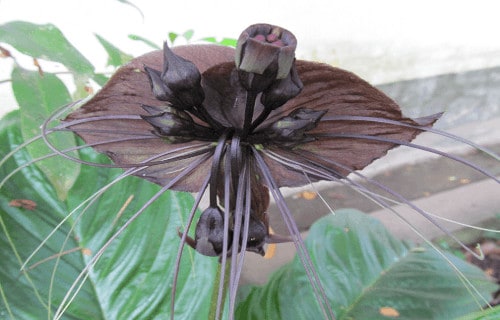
[0,16,497,320]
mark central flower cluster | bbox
[140,24,325,257]
[142,23,325,147]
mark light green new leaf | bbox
[201,37,237,48]
[168,32,179,45]
[182,30,194,41]
[128,34,161,50]
[95,34,133,67]
[237,209,497,319]
[0,21,94,76]
[11,66,79,200]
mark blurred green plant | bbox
[0,20,497,320]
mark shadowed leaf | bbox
[0,111,219,319]
[11,66,79,200]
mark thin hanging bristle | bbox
[252,147,336,320]
[171,175,211,320]
[322,115,500,161]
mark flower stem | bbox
[242,91,258,139]
[209,260,231,320]
[249,107,272,132]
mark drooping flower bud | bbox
[235,23,297,92]
[243,213,268,256]
[260,63,303,110]
[144,43,205,109]
[265,108,327,147]
[188,206,228,257]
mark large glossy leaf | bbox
[237,209,496,319]
[11,66,79,200]
[458,305,500,320]
[0,112,97,319]
[0,111,219,319]
[0,21,94,76]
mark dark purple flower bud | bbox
[235,23,297,92]
[265,108,327,146]
[161,42,204,104]
[144,66,179,104]
[140,105,198,143]
[261,63,303,110]
[144,42,205,109]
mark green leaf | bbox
[116,0,144,20]
[201,37,237,48]
[182,30,194,41]
[0,111,219,319]
[457,305,500,320]
[0,111,99,319]
[237,209,497,319]
[0,21,94,76]
[128,34,161,50]
[92,73,111,87]
[95,34,133,67]
[168,32,179,45]
[11,66,79,200]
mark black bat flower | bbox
[40,23,498,319]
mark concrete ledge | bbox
[369,177,500,243]
[241,177,500,286]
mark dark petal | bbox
[257,61,441,187]
[201,62,279,129]
[249,176,270,218]
[63,45,234,191]
[237,37,280,76]
[235,23,297,78]
[201,62,253,128]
